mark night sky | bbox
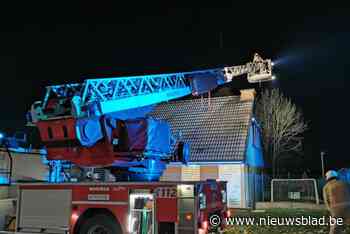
[0,3,349,175]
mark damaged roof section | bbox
[149,92,254,162]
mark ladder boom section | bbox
[76,52,272,116]
[80,72,193,116]
[28,53,273,122]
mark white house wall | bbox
[218,164,246,208]
[181,165,200,181]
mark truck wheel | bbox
[79,214,121,234]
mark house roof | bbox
[149,95,254,162]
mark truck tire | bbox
[78,214,121,234]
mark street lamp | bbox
[321,151,326,178]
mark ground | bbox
[224,208,350,234]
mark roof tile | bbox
[149,95,253,162]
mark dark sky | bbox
[0,3,349,175]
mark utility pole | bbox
[321,151,325,178]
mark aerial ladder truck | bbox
[6,54,273,234]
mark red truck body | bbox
[15,181,227,234]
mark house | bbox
[150,89,264,208]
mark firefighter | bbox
[323,170,350,234]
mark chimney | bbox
[240,89,256,101]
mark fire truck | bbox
[12,181,227,234]
[4,54,273,234]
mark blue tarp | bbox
[190,72,225,95]
[146,118,171,154]
[76,117,103,147]
[124,118,171,154]
[245,120,264,167]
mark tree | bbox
[255,88,308,178]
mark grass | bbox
[223,208,350,234]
